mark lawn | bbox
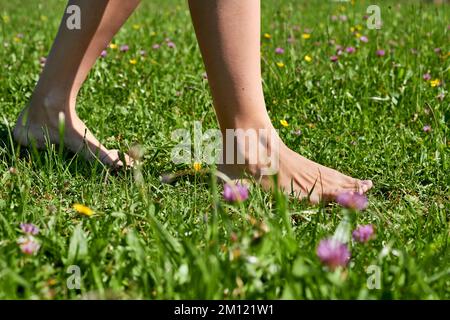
[0,0,448,299]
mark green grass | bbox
[0,0,449,299]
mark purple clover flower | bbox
[346,46,356,54]
[317,239,351,270]
[223,183,249,203]
[275,47,285,54]
[120,45,129,52]
[423,125,431,133]
[376,49,386,57]
[423,73,431,81]
[352,224,375,243]
[330,55,339,62]
[336,192,368,211]
[17,236,40,255]
[20,223,39,235]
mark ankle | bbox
[27,89,72,123]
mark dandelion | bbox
[301,33,311,39]
[109,43,118,50]
[18,236,40,255]
[280,119,288,127]
[376,49,386,57]
[20,223,39,235]
[346,46,356,54]
[423,73,431,81]
[276,62,285,68]
[223,183,249,203]
[132,24,140,30]
[120,45,129,52]
[336,191,368,211]
[304,55,312,62]
[330,55,339,62]
[73,203,94,217]
[129,59,137,65]
[352,224,375,243]
[275,47,285,54]
[100,50,107,58]
[263,33,272,39]
[193,162,202,172]
[430,79,440,87]
[423,125,431,133]
[317,239,350,270]
[359,35,368,43]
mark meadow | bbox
[0,0,449,299]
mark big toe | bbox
[357,179,373,194]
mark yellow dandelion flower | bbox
[150,31,156,36]
[430,79,440,87]
[264,33,272,39]
[129,59,137,65]
[2,15,10,24]
[132,24,140,30]
[193,162,202,172]
[13,37,21,43]
[350,27,355,33]
[355,32,362,38]
[276,62,285,68]
[302,33,311,39]
[356,24,363,31]
[109,43,118,49]
[280,119,289,127]
[304,55,312,62]
[73,204,94,217]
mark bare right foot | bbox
[13,93,132,168]
[218,123,373,203]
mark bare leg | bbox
[188,0,372,202]
[14,0,140,167]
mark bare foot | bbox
[218,124,373,203]
[13,94,132,168]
